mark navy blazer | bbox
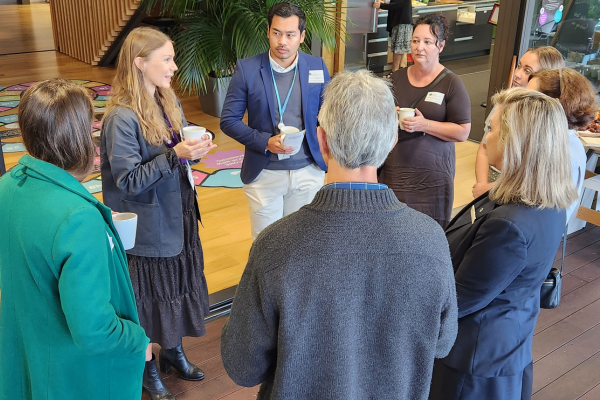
[220,51,330,184]
[441,194,565,377]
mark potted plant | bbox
[142,0,344,117]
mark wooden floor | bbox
[0,3,54,55]
[5,3,600,400]
[147,225,600,399]
[533,224,600,399]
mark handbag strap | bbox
[397,69,450,144]
[560,223,568,276]
[409,68,450,109]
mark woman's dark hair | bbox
[18,78,95,177]
[268,2,306,33]
[414,13,450,47]
[530,68,597,130]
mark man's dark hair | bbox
[268,2,306,33]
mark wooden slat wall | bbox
[49,0,141,65]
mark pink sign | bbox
[192,170,208,185]
[92,86,111,92]
[539,12,548,25]
[201,149,244,169]
[7,85,29,91]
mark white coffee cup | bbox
[398,108,416,130]
[112,212,138,250]
[279,125,299,141]
[182,126,210,142]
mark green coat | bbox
[0,155,149,399]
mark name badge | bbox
[185,161,196,192]
[470,205,476,224]
[309,70,325,84]
[425,91,445,105]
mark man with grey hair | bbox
[220,69,458,400]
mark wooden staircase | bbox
[49,0,143,66]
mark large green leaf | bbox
[141,0,346,93]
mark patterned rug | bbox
[0,80,243,192]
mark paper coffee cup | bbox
[280,126,299,141]
[112,212,138,250]
[398,108,416,130]
[182,126,207,141]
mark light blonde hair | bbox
[106,27,182,146]
[527,46,566,70]
[490,88,577,209]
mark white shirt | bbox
[269,50,299,73]
[567,129,587,222]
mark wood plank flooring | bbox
[0,3,54,55]
[5,3,600,400]
[147,226,600,399]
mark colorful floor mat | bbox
[0,80,243,191]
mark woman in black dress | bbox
[373,0,412,73]
[378,14,471,228]
[100,27,216,400]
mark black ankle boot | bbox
[143,354,176,400]
[159,344,205,381]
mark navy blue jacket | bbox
[100,106,196,258]
[220,51,329,184]
[441,194,565,377]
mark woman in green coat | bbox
[0,79,150,399]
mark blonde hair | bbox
[106,27,182,146]
[527,46,566,70]
[490,88,577,209]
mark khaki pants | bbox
[243,164,325,240]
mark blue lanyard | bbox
[270,62,298,127]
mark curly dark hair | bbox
[414,13,450,48]
[530,68,597,130]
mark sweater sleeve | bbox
[436,261,458,358]
[53,207,149,355]
[220,247,278,387]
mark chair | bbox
[569,150,600,232]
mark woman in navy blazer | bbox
[429,88,578,400]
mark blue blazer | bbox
[220,51,330,184]
[440,194,565,377]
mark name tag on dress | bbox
[425,91,445,105]
[185,161,196,192]
[309,70,325,83]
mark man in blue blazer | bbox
[220,2,330,239]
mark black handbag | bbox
[540,224,568,309]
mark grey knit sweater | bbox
[221,188,458,400]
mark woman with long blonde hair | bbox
[100,27,216,399]
[430,88,577,400]
[473,46,565,198]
